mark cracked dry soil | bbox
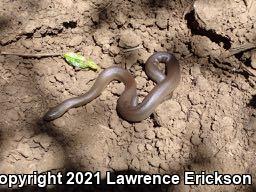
[0,0,256,191]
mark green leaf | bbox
[63,52,100,71]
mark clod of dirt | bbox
[156,10,169,29]
[17,142,32,158]
[190,134,201,145]
[125,52,139,69]
[196,76,212,92]
[33,134,53,150]
[109,156,128,170]
[191,35,221,58]
[154,100,182,127]
[119,29,142,48]
[134,122,148,132]
[115,12,127,26]
[245,116,256,131]
[251,50,256,69]
[155,127,171,139]
[137,143,145,152]
[188,91,205,105]
[5,85,18,95]
[6,109,20,121]
[193,0,256,47]
[131,157,140,169]
[190,64,201,77]
[145,129,155,140]
[128,142,139,155]
[23,20,41,34]
[76,1,90,13]
[109,112,124,136]
[149,156,161,168]
[136,76,147,90]
[69,35,83,47]
[193,0,225,30]
[93,29,114,46]
[100,54,114,68]
[37,150,65,173]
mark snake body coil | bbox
[44,52,180,122]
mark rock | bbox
[119,30,142,48]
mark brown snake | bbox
[44,52,181,122]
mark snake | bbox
[43,52,181,122]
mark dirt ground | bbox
[0,0,256,191]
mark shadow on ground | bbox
[248,95,256,108]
